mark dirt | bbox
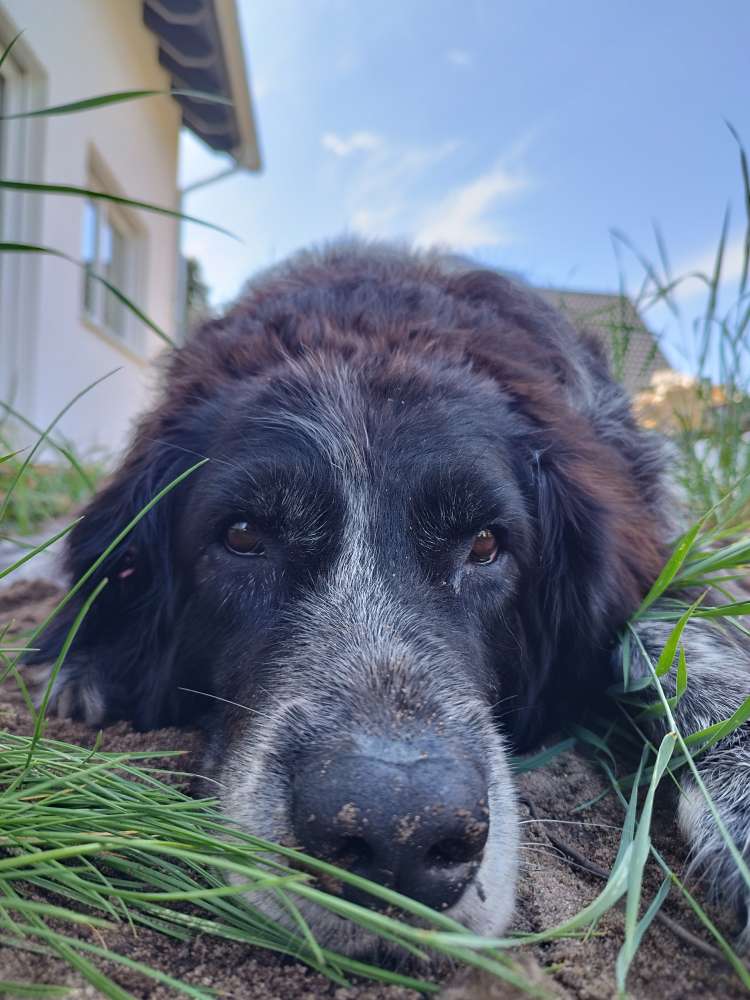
[0,578,748,999]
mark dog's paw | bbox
[23,660,107,726]
[678,773,750,946]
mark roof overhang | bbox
[142,0,261,171]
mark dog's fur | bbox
[30,242,750,951]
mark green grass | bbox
[0,454,103,538]
[0,381,111,539]
[614,123,750,525]
[0,735,536,998]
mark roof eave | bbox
[212,0,261,171]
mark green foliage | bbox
[0,456,99,537]
[0,374,113,537]
[185,256,214,330]
[615,124,750,526]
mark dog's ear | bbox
[512,442,661,747]
[27,435,200,730]
[445,269,668,737]
[513,432,666,742]
[532,446,645,638]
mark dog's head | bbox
[34,242,670,951]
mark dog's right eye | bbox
[224,522,266,556]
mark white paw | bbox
[23,661,107,726]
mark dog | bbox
[30,241,750,953]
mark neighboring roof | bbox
[534,287,673,393]
[142,0,261,170]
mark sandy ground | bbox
[0,578,748,999]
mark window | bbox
[80,170,141,347]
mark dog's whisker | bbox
[497,607,524,655]
[177,687,272,720]
[496,702,537,719]
[189,771,228,790]
[488,693,519,712]
[142,436,217,467]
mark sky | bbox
[179,0,750,375]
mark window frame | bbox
[80,157,146,355]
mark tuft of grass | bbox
[0,733,545,999]
[0,371,116,539]
[0,456,102,538]
[614,123,750,527]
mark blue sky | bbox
[180,1,749,374]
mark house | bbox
[0,0,260,457]
[535,287,673,395]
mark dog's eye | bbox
[468,528,499,565]
[224,522,266,556]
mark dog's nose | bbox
[291,739,489,911]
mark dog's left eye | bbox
[224,522,266,556]
[468,528,499,565]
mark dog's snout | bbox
[291,739,489,911]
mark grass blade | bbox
[0,370,117,527]
[0,400,93,491]
[636,520,703,616]
[0,30,23,71]
[0,244,174,346]
[0,180,239,241]
[616,733,677,994]
[0,88,231,120]
[0,519,80,581]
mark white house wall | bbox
[1,0,180,460]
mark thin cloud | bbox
[321,130,383,157]
[414,163,528,250]
[323,128,532,254]
[344,138,462,238]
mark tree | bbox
[184,256,213,331]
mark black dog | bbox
[31,241,750,952]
